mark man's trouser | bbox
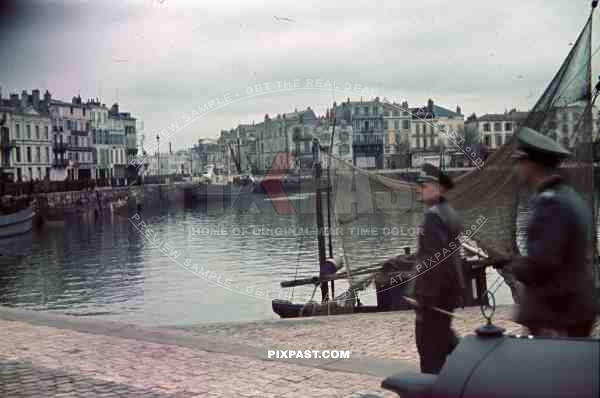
[415,307,459,374]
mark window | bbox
[494,122,502,132]
[15,124,20,138]
[430,124,434,134]
[70,106,73,114]
[484,135,491,146]
[44,126,49,139]
[364,106,369,115]
[562,124,569,134]
[35,125,39,139]
[353,107,358,115]
[45,147,49,163]
[416,124,421,134]
[15,147,21,162]
[393,110,399,116]
[304,141,310,153]
[394,120,400,129]
[495,135,502,147]
[35,147,40,163]
[26,125,31,138]
[402,120,410,130]
[383,120,389,129]
[38,167,42,179]
[26,147,31,163]
[385,145,390,153]
[483,123,491,132]
[505,122,512,131]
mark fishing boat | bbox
[272,138,493,319]
[0,197,34,238]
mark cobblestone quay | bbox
[0,306,598,397]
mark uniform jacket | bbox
[412,197,465,310]
[512,175,597,328]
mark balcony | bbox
[53,142,67,153]
[71,129,89,136]
[353,134,384,145]
[127,148,138,156]
[0,139,16,149]
[52,158,68,168]
[52,126,64,133]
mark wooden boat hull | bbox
[0,206,34,238]
[272,299,390,318]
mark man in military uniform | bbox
[411,167,465,374]
[504,126,596,337]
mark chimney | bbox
[21,90,28,108]
[32,89,40,109]
[427,99,434,113]
[456,105,462,115]
[10,93,19,107]
[44,90,51,104]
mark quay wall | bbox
[32,183,184,222]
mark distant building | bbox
[409,99,464,169]
[87,100,110,178]
[335,98,385,169]
[0,89,53,181]
[467,109,528,151]
[49,95,94,180]
[106,103,129,179]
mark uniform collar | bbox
[536,175,563,193]
[425,196,447,209]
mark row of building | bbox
[0,89,138,182]
[194,97,597,175]
[195,98,469,174]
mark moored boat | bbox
[0,198,34,238]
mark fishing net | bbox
[450,10,593,260]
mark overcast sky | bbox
[0,0,598,151]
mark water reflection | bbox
[0,193,518,326]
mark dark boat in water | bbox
[0,197,33,239]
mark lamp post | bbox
[156,134,160,180]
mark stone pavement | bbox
[0,307,401,397]
[2,306,596,397]
[174,306,525,361]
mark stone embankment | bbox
[31,183,183,223]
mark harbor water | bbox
[0,193,516,326]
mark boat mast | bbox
[326,110,336,258]
[313,138,328,303]
[325,106,337,299]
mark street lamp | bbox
[156,134,160,178]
